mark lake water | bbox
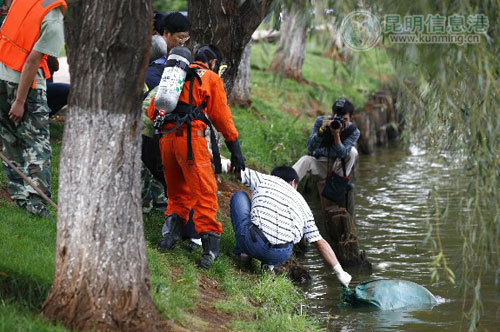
[299,145,499,331]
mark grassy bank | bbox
[0,176,319,331]
[0,122,320,331]
[0,42,392,331]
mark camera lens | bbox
[331,120,341,130]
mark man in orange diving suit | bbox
[149,44,245,269]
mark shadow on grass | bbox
[0,266,51,312]
[142,211,164,247]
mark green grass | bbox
[0,199,65,331]
[0,192,320,331]
[0,40,393,330]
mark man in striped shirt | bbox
[230,165,352,287]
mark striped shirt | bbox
[240,168,323,245]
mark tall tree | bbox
[42,1,164,330]
[268,0,309,81]
[228,40,252,107]
[188,0,274,95]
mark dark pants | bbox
[182,210,199,239]
[141,134,167,193]
[46,82,69,117]
[230,191,292,266]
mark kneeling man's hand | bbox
[333,263,352,288]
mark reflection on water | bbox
[299,145,500,331]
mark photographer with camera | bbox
[293,98,360,183]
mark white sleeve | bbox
[240,168,264,192]
[303,217,323,244]
[299,199,323,243]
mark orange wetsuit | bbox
[149,62,238,234]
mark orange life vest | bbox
[0,0,67,85]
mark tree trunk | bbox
[268,1,308,81]
[188,0,272,95]
[228,40,252,107]
[316,180,372,273]
[42,1,164,331]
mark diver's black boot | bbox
[158,213,183,252]
[199,232,220,269]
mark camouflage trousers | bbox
[141,163,167,213]
[0,80,51,215]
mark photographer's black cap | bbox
[332,98,354,116]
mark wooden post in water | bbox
[353,89,402,155]
[316,179,372,273]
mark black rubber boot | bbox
[199,232,221,269]
[158,213,183,252]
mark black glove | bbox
[225,139,246,174]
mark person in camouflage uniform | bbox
[141,165,167,213]
[0,85,51,214]
[0,2,65,216]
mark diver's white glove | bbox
[333,263,352,287]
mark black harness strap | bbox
[186,78,195,164]
[157,68,223,174]
[165,59,190,71]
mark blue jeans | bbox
[230,191,292,266]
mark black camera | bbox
[330,115,345,130]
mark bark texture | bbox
[228,40,252,107]
[298,169,371,273]
[316,180,372,273]
[42,1,165,330]
[268,1,308,81]
[188,0,272,95]
[353,90,402,155]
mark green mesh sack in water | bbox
[341,279,438,310]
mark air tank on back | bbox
[154,46,193,112]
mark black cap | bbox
[332,98,354,116]
[194,44,222,63]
